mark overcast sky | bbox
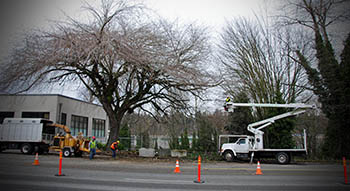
[0,0,276,55]
[0,0,348,110]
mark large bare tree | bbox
[0,0,214,146]
[218,17,311,109]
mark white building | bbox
[0,94,109,142]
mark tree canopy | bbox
[0,0,215,146]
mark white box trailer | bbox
[0,118,56,154]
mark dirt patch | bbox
[90,150,220,164]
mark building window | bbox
[93,118,105,138]
[22,112,50,119]
[60,113,67,125]
[71,115,88,136]
[0,112,14,124]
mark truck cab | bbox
[220,136,254,161]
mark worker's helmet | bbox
[92,136,96,139]
[117,140,120,143]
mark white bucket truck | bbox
[220,102,314,164]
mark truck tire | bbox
[276,152,290,164]
[223,151,234,162]
[63,148,71,157]
[20,143,33,154]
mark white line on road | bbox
[123,178,194,184]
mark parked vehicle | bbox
[49,123,92,157]
[0,118,55,154]
[220,102,314,164]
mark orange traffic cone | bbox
[32,153,40,166]
[174,160,181,173]
[255,161,262,175]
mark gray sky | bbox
[0,0,273,56]
[0,0,348,110]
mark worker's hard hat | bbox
[92,136,96,139]
[117,140,120,143]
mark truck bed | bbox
[249,148,306,152]
[0,122,43,142]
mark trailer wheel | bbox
[276,152,290,164]
[223,151,234,162]
[20,143,33,154]
[63,148,71,157]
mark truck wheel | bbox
[20,143,33,154]
[63,148,71,157]
[223,151,234,162]
[276,152,290,164]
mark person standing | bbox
[89,136,97,160]
[110,140,120,159]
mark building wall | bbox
[57,95,109,141]
[0,95,58,120]
[0,94,109,143]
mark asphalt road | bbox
[0,150,348,191]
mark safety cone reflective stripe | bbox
[32,153,40,166]
[255,161,262,175]
[174,160,181,173]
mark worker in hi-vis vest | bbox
[89,136,97,160]
[110,140,120,159]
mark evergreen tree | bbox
[154,138,158,150]
[298,33,350,158]
[263,90,296,149]
[290,0,350,159]
[191,131,198,151]
[225,92,253,134]
[169,135,179,150]
[197,113,216,152]
[180,128,190,150]
[119,123,131,150]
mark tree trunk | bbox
[107,114,122,148]
[101,101,125,148]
